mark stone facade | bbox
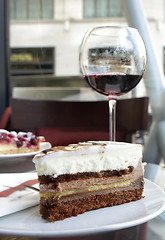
[9,0,165,80]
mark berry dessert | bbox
[0,129,45,155]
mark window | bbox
[10,47,55,75]
[9,0,54,20]
[83,0,124,18]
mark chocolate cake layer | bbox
[40,187,144,222]
[40,177,144,204]
[39,160,144,221]
[38,166,133,185]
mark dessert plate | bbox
[0,178,165,237]
[0,142,51,163]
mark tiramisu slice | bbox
[0,129,45,154]
[33,141,144,222]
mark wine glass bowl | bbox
[80,26,146,140]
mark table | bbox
[0,156,165,240]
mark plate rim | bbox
[0,142,51,159]
[0,178,165,237]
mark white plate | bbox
[0,178,165,237]
[0,142,51,164]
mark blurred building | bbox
[9,0,165,99]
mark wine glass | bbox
[79,26,146,141]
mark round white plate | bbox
[0,142,51,164]
[0,178,165,237]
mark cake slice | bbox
[33,141,144,222]
[0,129,45,154]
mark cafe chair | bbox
[10,97,149,146]
[0,106,11,130]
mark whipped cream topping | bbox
[33,141,142,178]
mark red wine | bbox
[84,73,142,97]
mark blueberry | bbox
[30,138,37,145]
[16,140,23,148]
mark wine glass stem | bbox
[108,99,117,141]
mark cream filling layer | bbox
[34,141,142,178]
[40,180,131,200]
